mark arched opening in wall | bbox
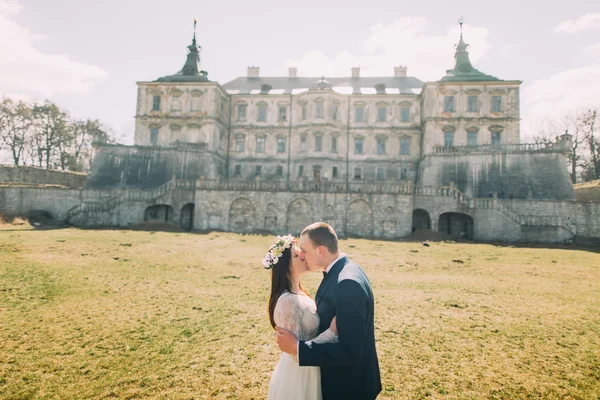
[26,210,53,227]
[438,212,474,240]
[286,198,314,235]
[144,205,175,224]
[345,199,374,238]
[229,198,256,233]
[180,203,195,231]
[412,209,431,232]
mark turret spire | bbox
[439,19,500,82]
[154,19,209,82]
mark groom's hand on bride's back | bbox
[275,326,298,355]
[330,317,337,334]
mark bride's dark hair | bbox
[268,246,309,329]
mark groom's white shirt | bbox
[297,253,346,356]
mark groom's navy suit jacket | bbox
[298,256,382,400]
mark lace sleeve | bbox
[273,293,301,337]
[306,328,339,347]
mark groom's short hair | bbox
[301,222,339,253]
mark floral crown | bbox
[263,234,295,269]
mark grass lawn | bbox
[1,225,599,399]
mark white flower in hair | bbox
[263,234,295,269]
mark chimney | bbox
[351,67,360,78]
[394,66,407,77]
[289,67,297,78]
[247,66,260,78]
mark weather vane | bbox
[458,16,464,36]
[193,18,197,41]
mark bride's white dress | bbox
[267,291,338,400]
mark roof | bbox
[440,34,501,83]
[222,76,425,95]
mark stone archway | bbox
[438,212,474,240]
[180,203,195,231]
[144,204,175,224]
[412,209,431,232]
[346,199,374,238]
[286,198,314,235]
[229,198,256,233]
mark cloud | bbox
[584,41,600,55]
[284,18,492,82]
[0,0,107,98]
[553,12,600,34]
[521,65,600,139]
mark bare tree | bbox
[0,97,33,166]
[29,101,69,169]
[581,109,599,180]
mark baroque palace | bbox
[1,24,598,243]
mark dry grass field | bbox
[1,223,599,399]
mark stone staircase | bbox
[416,185,576,235]
[65,179,181,224]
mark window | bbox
[331,136,337,153]
[171,95,181,111]
[315,103,324,119]
[400,168,408,180]
[400,107,410,122]
[376,138,386,155]
[354,167,362,180]
[468,95,479,112]
[315,135,323,151]
[278,106,287,121]
[277,137,286,153]
[377,107,387,122]
[492,96,502,112]
[300,136,307,152]
[400,138,409,155]
[444,96,455,112]
[152,96,161,111]
[255,165,262,176]
[376,167,385,180]
[468,131,478,146]
[298,165,304,177]
[355,106,364,122]
[190,92,202,111]
[235,135,245,152]
[237,104,247,121]
[354,138,363,154]
[332,104,338,120]
[332,166,338,179]
[491,132,501,145]
[150,128,159,145]
[258,105,267,121]
[256,136,265,153]
[444,131,454,147]
[313,166,321,180]
[234,165,241,176]
[301,104,307,120]
[276,166,283,176]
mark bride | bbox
[263,235,338,400]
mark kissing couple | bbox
[263,222,382,400]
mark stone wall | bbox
[0,186,81,220]
[0,165,87,188]
[1,184,598,243]
[418,149,575,200]
[87,144,226,188]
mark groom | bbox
[276,222,382,400]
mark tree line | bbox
[0,96,116,172]
[530,108,600,183]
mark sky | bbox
[1,0,599,144]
